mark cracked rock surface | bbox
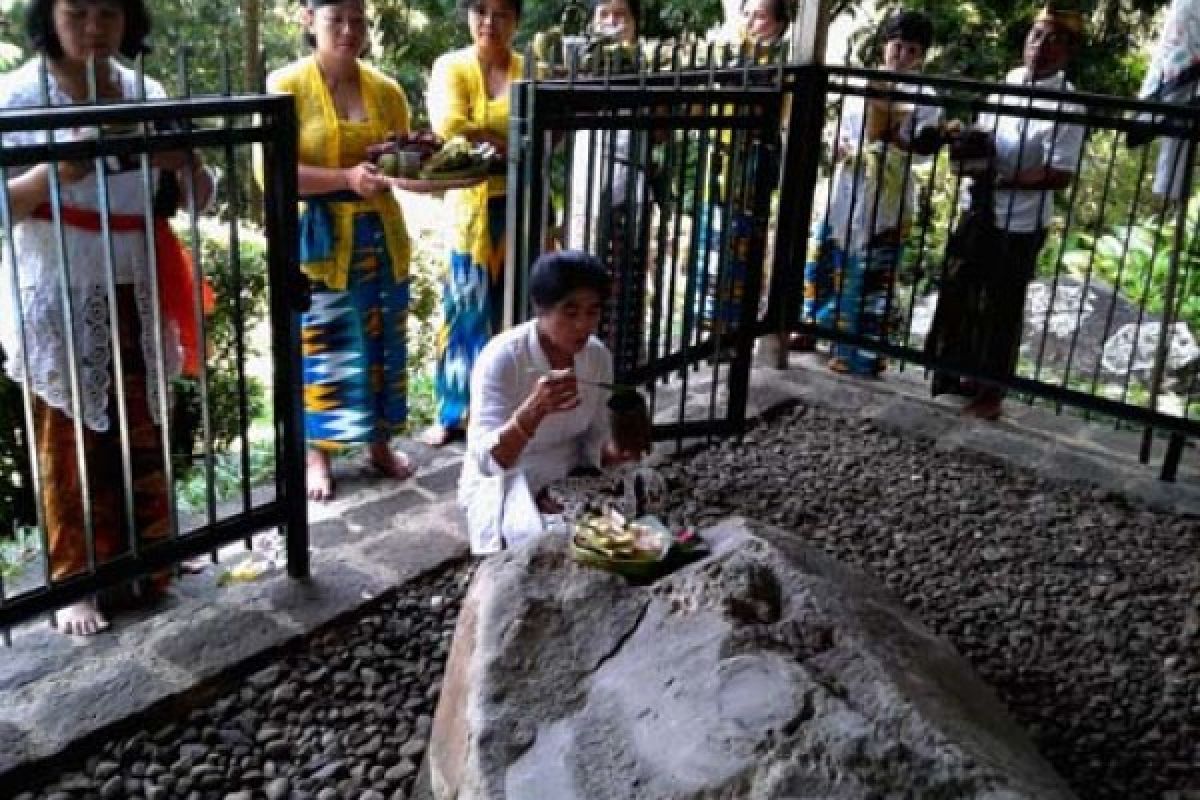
[418,519,1076,800]
[655,403,1200,800]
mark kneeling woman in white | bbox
[458,251,644,554]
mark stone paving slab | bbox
[0,481,469,785]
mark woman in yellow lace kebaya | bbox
[422,0,524,447]
[267,0,415,501]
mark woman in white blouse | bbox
[0,0,214,634]
[458,250,643,554]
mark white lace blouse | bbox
[0,58,181,433]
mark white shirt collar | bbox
[1007,66,1068,89]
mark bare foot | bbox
[56,598,109,636]
[368,441,415,481]
[306,449,335,502]
[418,424,464,448]
[788,333,816,352]
[962,393,1003,421]
[535,489,563,514]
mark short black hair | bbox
[457,0,523,23]
[303,0,366,50]
[881,10,933,51]
[590,0,642,31]
[529,250,611,311]
[25,0,153,59]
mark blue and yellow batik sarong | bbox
[805,224,900,376]
[303,213,409,449]
[435,196,506,430]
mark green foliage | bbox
[173,216,270,457]
[1061,206,1200,334]
[0,364,34,537]
[175,436,276,513]
[844,0,1167,96]
[144,0,300,95]
[405,224,441,431]
[0,524,38,579]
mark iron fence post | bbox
[1141,117,1197,480]
[763,65,828,353]
[262,96,308,579]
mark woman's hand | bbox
[53,159,92,185]
[344,162,391,197]
[518,371,580,431]
[471,131,507,157]
[601,440,642,467]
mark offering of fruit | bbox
[367,130,444,177]
[421,135,490,177]
[573,509,666,562]
[368,132,497,181]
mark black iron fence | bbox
[0,58,304,640]
[510,52,1200,479]
[767,65,1200,481]
[508,49,785,445]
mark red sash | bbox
[30,203,214,376]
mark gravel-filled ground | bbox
[11,565,473,800]
[9,401,1200,800]
[654,404,1200,800]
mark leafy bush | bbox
[173,216,271,461]
[406,232,442,432]
[0,359,35,537]
[1061,208,1200,336]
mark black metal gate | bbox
[0,86,305,636]
[510,55,1200,478]
[507,58,784,442]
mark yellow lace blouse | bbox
[267,56,412,289]
[427,47,523,272]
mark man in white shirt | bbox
[933,7,1086,420]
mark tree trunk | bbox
[243,0,262,92]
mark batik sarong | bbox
[694,202,752,338]
[36,287,169,583]
[303,213,409,449]
[435,197,506,430]
[808,230,902,375]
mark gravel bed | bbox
[654,403,1200,800]
[12,564,472,800]
[8,402,1199,800]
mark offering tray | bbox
[388,162,491,193]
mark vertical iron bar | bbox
[42,58,99,580]
[261,96,308,578]
[219,49,254,516]
[89,63,141,562]
[134,57,182,554]
[177,46,218,530]
[505,76,529,329]
[1059,127,1121,410]
[1142,120,1196,467]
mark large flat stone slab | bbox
[419,518,1077,800]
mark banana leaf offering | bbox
[571,510,707,581]
[367,133,497,181]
